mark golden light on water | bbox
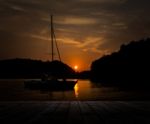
[74,83,79,98]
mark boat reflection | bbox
[0,79,134,101]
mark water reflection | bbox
[74,83,79,98]
[1,79,148,101]
[0,79,117,100]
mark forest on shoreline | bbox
[0,38,150,88]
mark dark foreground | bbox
[0,101,150,124]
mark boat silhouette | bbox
[24,78,77,91]
[24,15,77,91]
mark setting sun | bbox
[74,65,78,70]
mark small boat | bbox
[24,78,77,91]
[24,15,77,91]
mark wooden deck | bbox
[0,101,150,124]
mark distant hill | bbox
[0,59,76,78]
[91,38,150,86]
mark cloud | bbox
[55,17,98,25]
[29,34,49,41]
[78,0,127,4]
[57,38,81,45]
[61,37,105,53]
[0,0,150,69]
[10,4,26,12]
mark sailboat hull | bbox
[24,79,77,91]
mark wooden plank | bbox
[87,101,117,124]
[0,101,150,124]
[78,101,102,124]
[104,101,150,123]
[0,102,31,122]
[115,101,150,123]
[25,101,61,124]
[27,101,70,124]
[49,101,70,124]
[88,101,150,124]
[102,101,141,123]
[0,101,60,124]
[67,101,83,124]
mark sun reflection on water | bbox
[74,83,79,98]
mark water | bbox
[0,79,149,101]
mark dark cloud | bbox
[0,0,150,69]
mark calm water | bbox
[0,79,149,101]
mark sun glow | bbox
[74,65,78,70]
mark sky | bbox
[0,0,150,71]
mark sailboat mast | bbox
[50,15,54,61]
[50,15,61,62]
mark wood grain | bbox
[0,101,150,124]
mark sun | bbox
[74,65,78,70]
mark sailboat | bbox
[24,15,77,91]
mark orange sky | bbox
[40,38,102,71]
[0,0,150,71]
